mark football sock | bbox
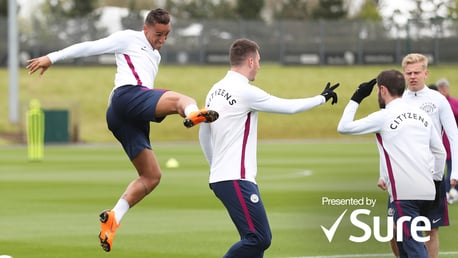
[112,198,130,224]
[184,104,199,117]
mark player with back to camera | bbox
[199,38,339,258]
[26,8,219,252]
[337,70,446,258]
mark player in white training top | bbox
[26,8,218,252]
[199,38,339,257]
[338,69,446,258]
[399,53,458,258]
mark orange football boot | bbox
[98,210,120,252]
[183,109,219,128]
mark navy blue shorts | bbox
[390,200,432,258]
[387,181,449,228]
[106,85,167,160]
[428,180,450,228]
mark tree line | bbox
[2,0,458,21]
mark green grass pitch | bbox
[2,64,458,143]
[1,141,457,258]
[2,64,458,257]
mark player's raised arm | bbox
[26,56,52,76]
[320,82,340,105]
[350,78,377,104]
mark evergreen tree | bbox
[312,0,347,20]
[274,0,310,20]
[165,0,237,19]
[121,0,143,30]
[357,0,381,21]
[236,0,264,20]
[0,0,6,16]
[33,0,104,57]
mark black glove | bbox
[432,180,443,208]
[351,78,377,104]
[320,82,340,105]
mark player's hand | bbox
[377,178,387,191]
[451,179,457,187]
[26,56,52,76]
[351,78,377,104]
[320,82,340,105]
[433,180,442,207]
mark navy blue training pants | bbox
[211,180,272,258]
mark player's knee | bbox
[149,172,162,188]
[247,232,271,251]
[142,172,161,194]
[258,237,271,251]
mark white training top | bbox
[403,86,458,182]
[199,70,326,184]
[338,99,446,202]
[47,30,161,90]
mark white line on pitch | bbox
[287,251,458,258]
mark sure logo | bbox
[321,209,431,243]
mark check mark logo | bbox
[432,218,441,224]
[321,209,347,242]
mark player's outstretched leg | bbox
[183,109,219,128]
[98,210,120,252]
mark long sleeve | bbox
[47,30,128,63]
[199,123,213,166]
[403,87,458,183]
[337,100,386,183]
[248,86,325,114]
[337,100,384,135]
[439,99,458,181]
[430,125,447,180]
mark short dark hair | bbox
[428,84,438,91]
[145,8,170,26]
[376,69,405,97]
[229,38,260,66]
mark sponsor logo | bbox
[320,197,430,243]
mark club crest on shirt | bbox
[419,102,437,114]
[250,194,259,203]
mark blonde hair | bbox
[401,53,428,70]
